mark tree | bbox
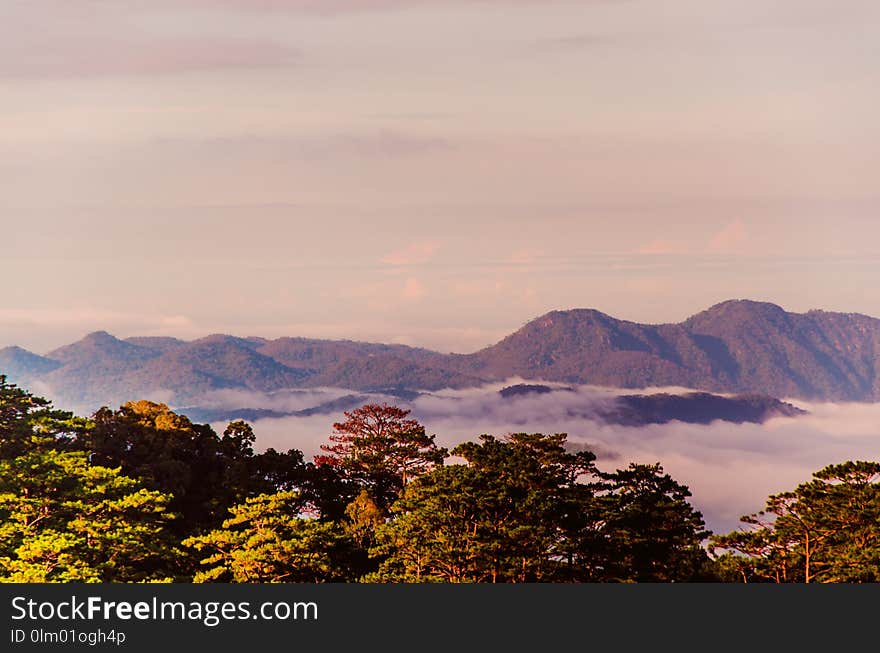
[0,375,87,459]
[75,402,316,533]
[0,449,176,582]
[373,433,599,583]
[710,461,880,583]
[371,464,490,583]
[183,492,356,583]
[315,404,446,511]
[344,490,385,549]
[453,433,599,582]
[598,463,711,582]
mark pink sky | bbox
[2,0,879,352]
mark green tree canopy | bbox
[74,402,319,532]
[183,492,356,583]
[0,374,88,458]
[0,448,176,583]
[372,433,599,582]
[373,434,710,583]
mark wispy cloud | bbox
[0,308,195,334]
[637,239,687,255]
[147,132,453,163]
[140,0,599,15]
[708,220,750,254]
[382,242,440,266]
[0,20,299,78]
[401,278,428,301]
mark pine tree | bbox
[315,404,446,511]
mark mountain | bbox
[497,384,804,425]
[42,334,311,407]
[465,309,710,388]
[683,301,880,400]
[600,392,805,426]
[255,337,445,373]
[464,300,880,401]
[48,330,158,367]
[0,346,62,384]
[39,332,164,406]
[499,384,564,399]
[123,336,187,355]
[299,353,484,391]
[3,300,880,410]
[129,337,310,403]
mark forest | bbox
[1,374,878,584]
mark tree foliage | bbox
[710,461,880,583]
[598,463,711,582]
[315,404,446,511]
[371,434,709,583]
[183,492,355,583]
[0,449,175,582]
[73,401,333,533]
[0,375,88,458]
[17,379,880,585]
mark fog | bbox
[201,382,880,534]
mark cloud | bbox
[624,277,672,295]
[0,0,598,79]
[0,16,299,78]
[637,239,686,255]
[401,278,428,301]
[121,0,597,15]
[0,308,197,341]
[708,220,749,254]
[232,413,340,457]
[382,242,440,266]
[504,249,545,265]
[150,132,452,164]
[529,33,622,53]
[223,382,880,534]
[197,387,356,412]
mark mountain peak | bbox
[1,345,31,355]
[525,308,616,330]
[82,330,119,343]
[48,330,158,366]
[194,334,267,349]
[686,299,789,328]
[704,299,787,314]
[0,346,62,380]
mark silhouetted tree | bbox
[711,461,880,583]
[599,463,711,582]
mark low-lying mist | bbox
[203,382,880,534]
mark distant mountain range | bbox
[2,300,879,410]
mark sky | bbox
[2,0,879,353]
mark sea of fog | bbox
[194,381,880,535]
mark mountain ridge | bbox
[3,300,880,408]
